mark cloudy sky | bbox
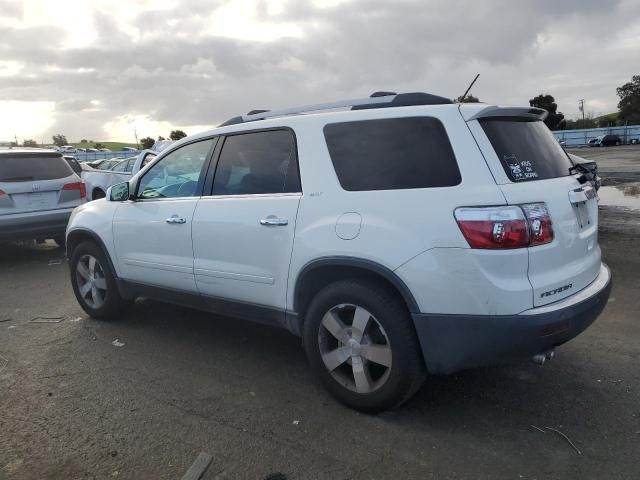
[1,0,639,144]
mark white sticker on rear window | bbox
[504,154,539,181]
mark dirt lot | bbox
[1,146,639,480]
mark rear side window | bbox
[212,129,300,195]
[323,117,461,191]
[0,153,73,182]
[479,119,573,182]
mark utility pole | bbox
[134,128,139,149]
[578,99,586,145]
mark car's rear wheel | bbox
[70,241,125,320]
[303,280,425,412]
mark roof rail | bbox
[218,91,452,127]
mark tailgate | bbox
[466,109,601,306]
[499,177,600,306]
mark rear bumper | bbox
[0,208,74,241]
[412,263,612,374]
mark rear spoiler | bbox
[463,106,548,122]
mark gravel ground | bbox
[1,146,639,480]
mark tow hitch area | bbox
[531,349,555,365]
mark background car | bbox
[0,148,86,247]
[88,158,122,170]
[588,138,599,147]
[597,134,622,147]
[109,157,137,173]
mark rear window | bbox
[0,153,73,182]
[479,119,573,182]
[323,117,461,191]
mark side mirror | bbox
[107,181,130,202]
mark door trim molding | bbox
[194,268,275,284]
[123,258,193,274]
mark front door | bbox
[113,138,216,292]
[192,129,301,310]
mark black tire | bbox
[53,236,66,249]
[92,189,106,200]
[69,240,125,320]
[303,280,425,413]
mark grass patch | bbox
[73,141,139,151]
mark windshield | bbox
[480,119,573,182]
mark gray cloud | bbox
[0,0,638,140]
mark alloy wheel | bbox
[76,254,107,309]
[318,304,392,394]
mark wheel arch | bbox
[66,229,119,280]
[293,256,420,325]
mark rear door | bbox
[0,152,84,215]
[467,111,600,306]
[192,128,301,310]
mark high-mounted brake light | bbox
[455,203,554,249]
[63,181,86,198]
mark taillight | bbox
[0,189,6,197]
[455,206,529,249]
[455,203,554,249]
[63,182,86,198]
[521,203,554,246]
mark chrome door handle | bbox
[260,216,288,226]
[166,216,186,224]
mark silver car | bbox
[0,149,86,247]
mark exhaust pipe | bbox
[531,349,555,365]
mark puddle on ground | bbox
[598,183,640,210]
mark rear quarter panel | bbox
[285,106,525,313]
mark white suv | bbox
[66,92,611,412]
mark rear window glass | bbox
[479,119,573,182]
[0,153,73,182]
[323,117,461,191]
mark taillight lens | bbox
[455,206,529,249]
[63,181,86,198]
[521,203,554,246]
[455,203,554,249]
[0,189,6,197]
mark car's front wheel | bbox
[303,280,425,412]
[70,241,125,320]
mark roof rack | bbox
[218,91,452,127]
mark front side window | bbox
[137,139,214,199]
[323,117,461,191]
[212,129,300,195]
